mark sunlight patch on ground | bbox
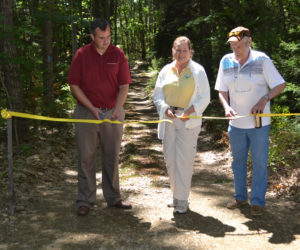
[64,169,78,184]
[64,170,77,176]
[46,233,109,248]
[148,144,162,151]
[197,150,232,167]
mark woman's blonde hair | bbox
[172,36,194,58]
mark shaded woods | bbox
[0,0,299,209]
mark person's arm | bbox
[70,85,102,120]
[153,67,171,119]
[219,91,237,117]
[111,84,129,120]
[180,65,210,121]
[251,83,286,114]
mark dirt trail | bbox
[0,69,299,250]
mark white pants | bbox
[163,116,201,201]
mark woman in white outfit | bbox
[153,36,210,214]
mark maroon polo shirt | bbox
[68,43,131,108]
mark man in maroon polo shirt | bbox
[68,18,132,216]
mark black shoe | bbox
[109,200,132,209]
[77,206,90,216]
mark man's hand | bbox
[91,107,103,120]
[218,91,237,118]
[225,106,238,117]
[110,84,129,121]
[110,110,121,121]
[70,85,103,120]
[219,91,237,118]
[251,97,268,114]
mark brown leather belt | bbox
[98,107,112,112]
[170,106,184,111]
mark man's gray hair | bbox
[243,36,250,44]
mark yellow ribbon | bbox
[1,109,12,119]
[186,115,249,120]
[0,109,173,124]
[254,113,300,117]
[1,109,299,124]
[185,113,300,119]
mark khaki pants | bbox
[74,104,125,207]
[163,117,201,201]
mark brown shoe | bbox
[77,206,90,216]
[227,199,248,209]
[109,200,132,209]
[250,205,264,216]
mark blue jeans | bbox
[228,125,270,207]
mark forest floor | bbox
[0,68,300,249]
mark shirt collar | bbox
[243,47,253,66]
[171,59,192,71]
[231,47,253,67]
[91,42,111,55]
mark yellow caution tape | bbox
[185,113,300,119]
[1,109,299,124]
[0,109,173,124]
[255,113,300,117]
[1,109,12,119]
[186,115,249,120]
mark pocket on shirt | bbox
[234,74,252,93]
[235,81,252,92]
[106,62,117,74]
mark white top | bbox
[215,49,285,129]
[153,60,210,139]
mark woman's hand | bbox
[180,105,194,121]
[179,112,190,121]
[165,108,176,119]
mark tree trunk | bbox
[112,0,118,45]
[42,16,54,106]
[119,1,125,50]
[93,0,101,18]
[198,0,213,82]
[138,0,146,60]
[277,0,287,34]
[0,0,26,140]
[102,0,109,19]
[71,0,79,56]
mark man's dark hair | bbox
[90,18,110,34]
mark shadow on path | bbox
[172,210,235,237]
[240,205,300,244]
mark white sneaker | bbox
[167,198,178,208]
[174,200,188,214]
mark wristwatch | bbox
[264,94,269,101]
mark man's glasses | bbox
[227,30,250,39]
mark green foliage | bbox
[21,144,34,156]
[214,178,232,184]
[112,0,160,62]
[271,34,300,112]
[0,0,80,134]
[269,105,300,171]
[145,57,165,96]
